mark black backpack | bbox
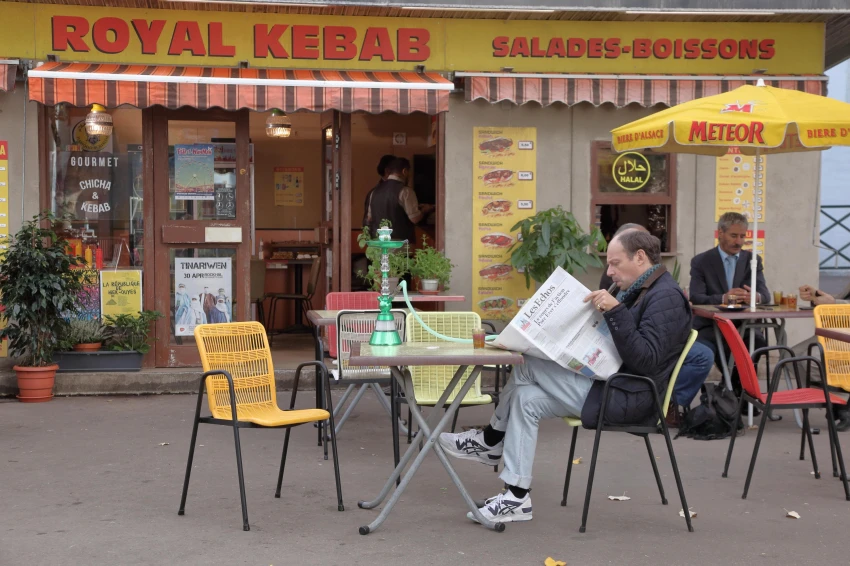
[676,383,743,440]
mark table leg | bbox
[714,323,734,392]
[772,319,804,429]
[391,372,400,485]
[294,263,304,326]
[358,365,503,535]
[313,324,327,454]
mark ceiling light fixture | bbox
[85,104,113,136]
[266,109,292,138]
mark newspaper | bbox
[489,267,623,380]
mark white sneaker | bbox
[438,429,503,466]
[467,490,533,524]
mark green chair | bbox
[560,329,697,533]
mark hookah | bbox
[365,226,497,345]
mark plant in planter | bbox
[410,235,454,293]
[508,206,607,288]
[0,212,85,402]
[356,224,410,291]
[61,318,106,352]
[104,310,163,353]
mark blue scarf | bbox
[616,264,662,304]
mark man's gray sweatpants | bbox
[490,355,594,489]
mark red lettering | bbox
[604,38,621,58]
[131,19,166,55]
[567,38,586,58]
[168,21,206,56]
[493,36,509,57]
[208,22,235,57]
[633,38,652,58]
[397,28,430,62]
[530,37,546,57]
[547,38,566,58]
[92,17,129,54]
[702,38,718,59]
[359,27,394,61]
[510,37,530,57]
[739,39,758,59]
[52,15,90,52]
[726,124,737,142]
[735,124,748,141]
[653,38,672,59]
[674,38,683,59]
[324,26,357,60]
[254,24,290,58]
[749,121,765,144]
[291,25,320,59]
[759,39,775,59]
[708,123,719,141]
[718,39,737,59]
[584,38,601,58]
[684,38,700,59]
[689,121,707,142]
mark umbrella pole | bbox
[747,148,763,427]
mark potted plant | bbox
[357,224,410,291]
[0,212,85,402]
[65,318,106,351]
[508,206,607,288]
[410,235,454,293]
[54,311,162,372]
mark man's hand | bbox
[584,289,620,313]
[742,285,762,304]
[418,203,435,215]
[799,285,817,302]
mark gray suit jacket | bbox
[689,247,770,330]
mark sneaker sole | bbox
[466,512,533,524]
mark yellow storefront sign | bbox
[472,127,537,321]
[100,270,143,318]
[0,2,824,74]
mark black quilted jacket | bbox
[581,267,691,428]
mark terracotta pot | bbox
[14,364,58,403]
[73,342,102,352]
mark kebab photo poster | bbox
[472,127,537,320]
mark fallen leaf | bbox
[158,442,169,446]
[572,457,582,465]
[608,492,631,501]
[679,508,697,518]
[785,509,801,519]
[544,558,567,566]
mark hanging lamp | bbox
[265,109,292,138]
[85,104,113,136]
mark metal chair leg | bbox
[178,378,205,517]
[407,407,413,445]
[799,415,807,460]
[830,421,840,478]
[644,435,668,505]
[450,406,460,433]
[723,394,747,478]
[742,405,771,499]
[803,409,821,479]
[275,427,292,498]
[231,422,250,531]
[659,412,694,532]
[825,407,850,500]
[321,364,345,512]
[561,426,579,506]
[579,424,605,533]
[391,376,401,485]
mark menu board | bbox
[274,166,305,207]
[715,147,766,222]
[471,127,537,320]
[0,141,9,257]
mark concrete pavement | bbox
[1,392,848,566]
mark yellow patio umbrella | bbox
[611,78,850,310]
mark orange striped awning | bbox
[460,74,827,108]
[0,59,17,92]
[28,63,452,114]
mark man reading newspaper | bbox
[439,230,691,524]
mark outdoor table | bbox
[693,304,814,427]
[348,341,523,535]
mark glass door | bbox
[152,108,251,367]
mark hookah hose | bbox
[397,280,498,343]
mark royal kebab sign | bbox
[0,2,824,74]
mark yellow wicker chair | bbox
[178,322,343,531]
[403,312,494,446]
[814,304,850,392]
[560,329,697,533]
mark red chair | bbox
[326,292,380,359]
[716,316,850,500]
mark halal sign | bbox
[612,152,651,191]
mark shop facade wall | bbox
[0,87,41,234]
[444,94,820,346]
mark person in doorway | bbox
[600,223,713,424]
[690,212,771,411]
[362,154,396,227]
[200,286,216,323]
[439,231,691,524]
[365,157,434,243]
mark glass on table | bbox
[785,293,798,310]
[773,290,783,306]
[472,328,486,349]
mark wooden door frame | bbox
[151,107,251,367]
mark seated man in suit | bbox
[601,223,713,426]
[690,212,771,408]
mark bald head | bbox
[614,223,648,237]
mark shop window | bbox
[48,105,145,268]
[591,142,676,253]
